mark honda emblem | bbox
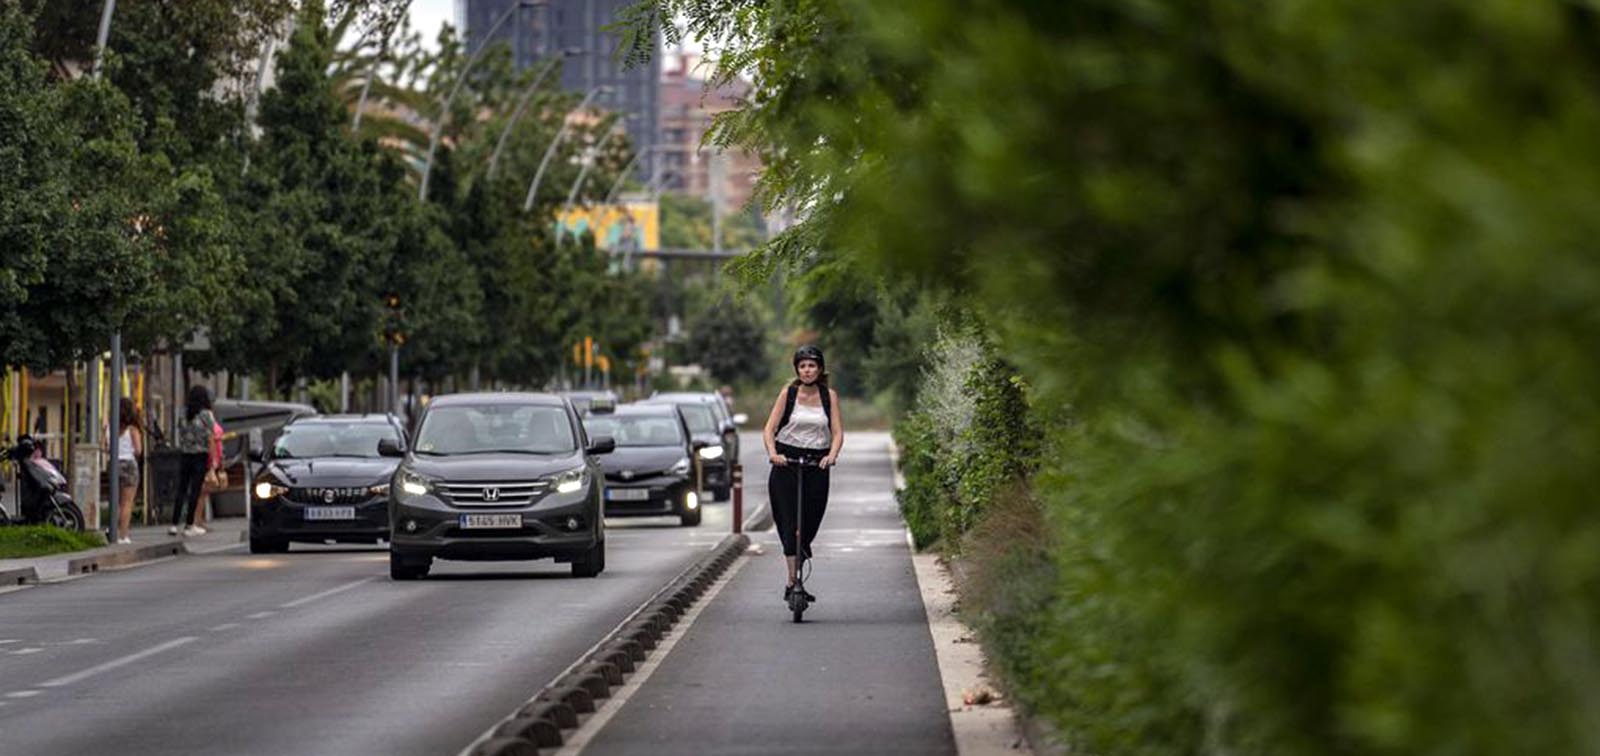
[482,487,501,502]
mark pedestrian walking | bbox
[762,345,844,603]
[196,408,226,531]
[169,385,217,536]
[113,398,143,544]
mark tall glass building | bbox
[459,0,660,180]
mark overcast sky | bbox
[407,0,455,52]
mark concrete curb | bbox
[459,532,751,756]
[66,541,187,576]
[1,565,39,586]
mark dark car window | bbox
[414,405,576,455]
[584,416,685,447]
[274,422,399,459]
[678,404,716,434]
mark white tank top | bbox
[776,402,830,449]
[117,428,136,461]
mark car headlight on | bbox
[671,456,692,475]
[399,470,434,497]
[697,445,724,460]
[368,482,391,497]
[254,481,288,500]
[549,466,587,494]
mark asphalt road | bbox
[0,434,772,756]
[574,432,956,756]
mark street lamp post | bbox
[94,0,121,542]
[603,145,657,204]
[352,0,415,131]
[522,86,609,213]
[418,0,542,202]
[558,114,634,246]
[488,49,582,179]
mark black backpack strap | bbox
[819,385,832,429]
[778,384,799,432]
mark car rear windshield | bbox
[274,422,399,459]
[583,415,684,447]
[678,404,716,434]
[414,405,576,455]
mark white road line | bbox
[6,690,41,699]
[279,577,375,609]
[209,623,241,633]
[8,648,43,656]
[39,637,198,688]
[552,555,750,756]
[246,611,276,620]
[0,639,20,644]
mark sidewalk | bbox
[0,515,246,583]
[569,432,960,755]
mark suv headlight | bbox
[368,482,391,497]
[254,481,288,500]
[670,456,692,475]
[549,466,587,494]
[697,445,724,461]
[398,470,435,497]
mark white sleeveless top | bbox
[117,428,136,461]
[776,402,830,449]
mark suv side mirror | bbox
[377,438,404,458]
[586,435,616,455]
[732,413,749,426]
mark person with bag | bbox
[170,385,217,537]
[761,345,845,603]
[113,398,144,544]
[196,409,227,531]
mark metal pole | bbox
[389,343,400,418]
[711,150,724,256]
[731,463,743,534]
[108,333,122,542]
[557,123,624,247]
[351,0,413,131]
[603,146,651,205]
[91,0,117,79]
[419,1,541,202]
[340,371,350,412]
[488,52,576,179]
[522,87,606,212]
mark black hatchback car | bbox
[248,415,407,554]
[382,393,615,580]
[582,404,702,526]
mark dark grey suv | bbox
[381,393,615,580]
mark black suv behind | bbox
[382,393,614,580]
[249,415,406,553]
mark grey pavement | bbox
[578,431,957,755]
[0,515,249,582]
[0,480,743,755]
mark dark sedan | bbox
[582,404,702,526]
[642,395,735,501]
[382,393,615,580]
[248,415,406,554]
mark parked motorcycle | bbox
[0,435,86,531]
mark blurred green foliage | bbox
[635,0,1600,752]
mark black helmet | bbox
[793,345,825,373]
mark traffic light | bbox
[382,292,406,345]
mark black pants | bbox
[172,453,208,527]
[769,442,830,558]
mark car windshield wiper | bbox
[456,448,565,456]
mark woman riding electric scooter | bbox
[762,345,844,608]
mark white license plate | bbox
[304,506,355,521]
[459,514,523,529]
[607,488,650,501]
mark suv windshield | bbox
[414,404,576,455]
[274,422,399,459]
[583,415,684,447]
[678,404,716,434]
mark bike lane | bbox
[568,431,957,755]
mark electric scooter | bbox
[0,435,86,531]
[785,455,822,623]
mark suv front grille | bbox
[287,487,371,505]
[438,480,550,507]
